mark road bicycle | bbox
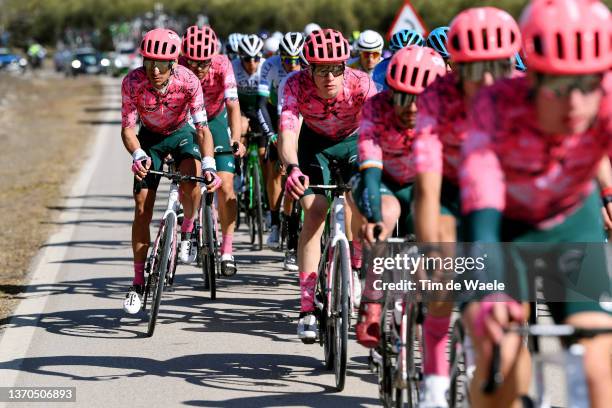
[142,165,210,337]
[236,132,267,250]
[310,161,356,391]
[366,231,422,408]
[195,183,219,300]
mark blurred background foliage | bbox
[1,0,611,48]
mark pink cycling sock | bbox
[351,240,363,270]
[423,315,451,376]
[221,234,233,255]
[181,217,194,234]
[299,271,317,312]
[133,262,145,286]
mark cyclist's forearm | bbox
[256,95,275,137]
[596,155,612,190]
[279,130,298,165]
[121,127,140,155]
[196,127,215,158]
[226,98,242,143]
[414,172,442,243]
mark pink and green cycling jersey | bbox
[413,72,466,184]
[460,74,612,228]
[358,90,417,185]
[121,65,207,135]
[179,54,238,119]
[280,67,377,140]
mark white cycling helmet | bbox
[239,34,264,57]
[272,31,284,41]
[279,32,304,56]
[304,23,322,36]
[226,33,243,54]
[264,37,280,56]
[355,30,384,52]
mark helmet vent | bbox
[576,32,582,60]
[556,33,564,59]
[482,29,488,50]
[467,30,475,50]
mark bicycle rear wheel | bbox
[147,213,176,337]
[253,165,264,251]
[333,242,350,391]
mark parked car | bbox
[111,42,141,77]
[0,47,27,72]
[69,48,109,76]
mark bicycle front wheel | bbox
[147,213,176,337]
[203,198,217,300]
[333,242,350,391]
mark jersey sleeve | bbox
[121,75,138,129]
[222,57,238,100]
[188,74,208,128]
[413,93,443,174]
[257,59,272,98]
[279,74,300,133]
[358,98,383,170]
[460,91,505,214]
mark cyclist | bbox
[121,28,220,314]
[303,23,321,37]
[426,26,453,72]
[263,36,280,58]
[372,29,425,92]
[460,1,612,407]
[256,32,305,252]
[225,33,242,60]
[412,7,523,406]
[348,30,385,77]
[278,28,377,343]
[180,25,246,276]
[351,45,446,347]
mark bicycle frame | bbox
[147,178,180,279]
[315,193,355,318]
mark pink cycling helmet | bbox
[448,7,521,62]
[386,46,447,94]
[303,29,350,64]
[140,28,181,60]
[521,0,611,74]
[182,25,218,61]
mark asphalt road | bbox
[0,76,566,408]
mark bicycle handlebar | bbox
[147,169,212,186]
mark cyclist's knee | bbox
[240,116,249,136]
[381,195,401,225]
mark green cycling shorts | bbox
[134,124,201,193]
[351,174,414,235]
[209,108,236,174]
[297,124,359,196]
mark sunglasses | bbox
[186,59,212,69]
[392,92,417,107]
[143,58,173,74]
[536,74,603,98]
[281,55,301,65]
[458,59,513,82]
[241,56,261,63]
[311,64,345,78]
[360,51,381,59]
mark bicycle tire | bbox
[403,303,421,407]
[449,319,469,408]
[147,213,176,337]
[333,242,350,391]
[253,164,264,251]
[204,197,216,300]
[380,306,396,408]
[318,242,334,369]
